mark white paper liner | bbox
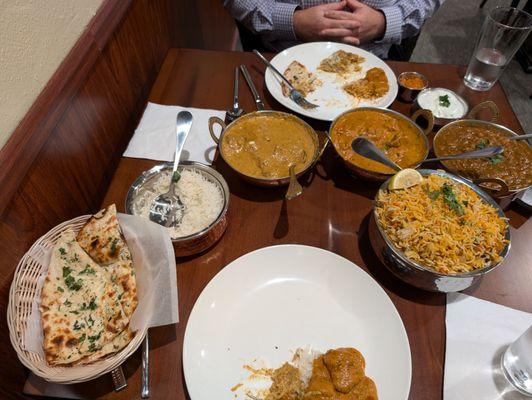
[23,213,179,357]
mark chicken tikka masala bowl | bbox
[329,107,431,181]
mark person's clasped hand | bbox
[294,0,386,46]
[293,1,361,45]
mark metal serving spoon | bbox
[351,137,504,171]
[226,67,244,122]
[508,133,532,141]
[149,111,193,227]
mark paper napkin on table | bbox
[123,102,225,164]
[445,293,532,400]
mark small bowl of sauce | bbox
[415,87,468,127]
[397,71,429,102]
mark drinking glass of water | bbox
[501,325,532,396]
[464,7,532,91]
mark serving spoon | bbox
[351,137,504,171]
[149,111,193,227]
[508,133,532,141]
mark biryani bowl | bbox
[369,169,511,292]
[329,107,432,181]
[125,162,229,257]
[208,111,323,187]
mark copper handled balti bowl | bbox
[208,110,327,187]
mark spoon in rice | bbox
[149,111,193,227]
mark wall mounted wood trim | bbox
[0,0,132,217]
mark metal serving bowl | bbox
[329,107,433,181]
[369,169,511,293]
[125,161,230,257]
[433,114,531,201]
[397,71,429,103]
[208,110,324,187]
[413,87,471,127]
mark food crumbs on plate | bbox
[231,383,243,392]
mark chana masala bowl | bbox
[433,119,532,197]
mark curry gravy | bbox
[331,110,427,174]
[221,114,317,179]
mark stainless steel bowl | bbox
[125,161,230,257]
[369,169,511,292]
[329,107,433,181]
[397,71,428,103]
[413,87,470,127]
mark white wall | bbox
[0,0,103,149]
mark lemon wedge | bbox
[388,168,423,190]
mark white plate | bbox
[183,245,411,400]
[264,42,398,121]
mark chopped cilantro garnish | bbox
[78,333,86,343]
[63,299,72,307]
[73,320,84,330]
[88,332,102,343]
[442,183,465,216]
[88,298,97,310]
[87,315,94,327]
[65,275,83,291]
[58,248,66,256]
[80,264,96,275]
[57,286,64,293]
[438,94,451,107]
[69,310,79,315]
[475,140,488,150]
[63,266,72,278]
[428,190,441,200]
[109,237,119,255]
[489,153,504,164]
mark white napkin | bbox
[445,293,532,400]
[123,102,224,164]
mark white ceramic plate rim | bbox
[264,42,398,121]
[183,244,411,400]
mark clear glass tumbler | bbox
[501,325,532,396]
[464,6,532,91]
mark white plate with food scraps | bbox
[183,245,411,400]
[264,42,398,122]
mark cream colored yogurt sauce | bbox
[417,88,466,119]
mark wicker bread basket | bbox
[7,215,147,383]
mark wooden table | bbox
[26,48,531,400]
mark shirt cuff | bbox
[272,2,299,41]
[376,6,403,44]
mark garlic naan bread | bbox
[76,327,135,365]
[76,204,137,318]
[40,230,128,365]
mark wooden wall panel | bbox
[0,0,238,398]
[0,0,174,397]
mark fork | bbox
[253,49,319,110]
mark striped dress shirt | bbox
[223,0,443,58]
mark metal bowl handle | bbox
[473,177,510,198]
[411,109,434,135]
[208,116,226,144]
[467,101,500,122]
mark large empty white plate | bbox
[264,42,398,121]
[183,245,411,400]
